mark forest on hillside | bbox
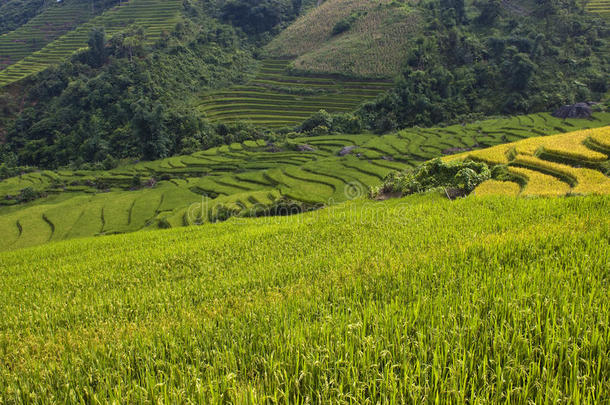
[0,0,608,173]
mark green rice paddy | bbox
[196,59,394,128]
[0,0,95,70]
[0,193,608,402]
[1,112,609,251]
[0,0,182,87]
[586,0,610,17]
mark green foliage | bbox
[330,112,363,133]
[473,0,501,25]
[331,11,367,36]
[298,109,333,132]
[358,0,610,132]
[221,0,292,35]
[87,27,108,68]
[370,158,491,197]
[17,186,40,202]
[1,13,259,168]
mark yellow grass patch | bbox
[512,154,610,193]
[474,180,521,196]
[508,167,571,197]
[541,129,608,162]
[588,126,610,150]
[445,126,610,197]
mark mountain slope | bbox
[0,0,121,69]
[196,59,394,128]
[264,0,421,78]
[0,0,45,35]
[0,0,181,88]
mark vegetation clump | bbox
[331,10,367,36]
[370,158,491,199]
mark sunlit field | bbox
[0,194,608,402]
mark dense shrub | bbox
[370,159,491,198]
[298,109,333,132]
[17,186,40,203]
[332,17,353,36]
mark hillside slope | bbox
[0,0,181,87]
[196,59,394,128]
[0,0,45,35]
[447,126,610,197]
[1,112,609,251]
[0,0,121,70]
[0,194,608,401]
[264,0,421,77]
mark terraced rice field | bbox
[1,194,608,402]
[447,126,610,197]
[0,0,95,69]
[196,59,394,128]
[586,0,610,17]
[0,0,182,88]
[1,112,609,251]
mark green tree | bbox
[507,53,537,91]
[87,28,107,68]
[474,0,501,25]
[133,100,172,160]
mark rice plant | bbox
[0,194,608,402]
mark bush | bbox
[331,113,362,133]
[370,159,491,198]
[299,110,333,133]
[332,18,353,36]
[331,11,366,36]
[18,187,41,203]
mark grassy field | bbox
[0,193,608,402]
[264,0,421,77]
[196,59,394,128]
[446,126,610,197]
[1,112,609,251]
[0,0,182,88]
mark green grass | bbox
[0,0,182,87]
[0,194,608,402]
[1,112,609,251]
[196,59,393,128]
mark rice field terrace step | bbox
[199,98,359,108]
[195,58,393,127]
[200,92,366,102]
[200,103,354,113]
